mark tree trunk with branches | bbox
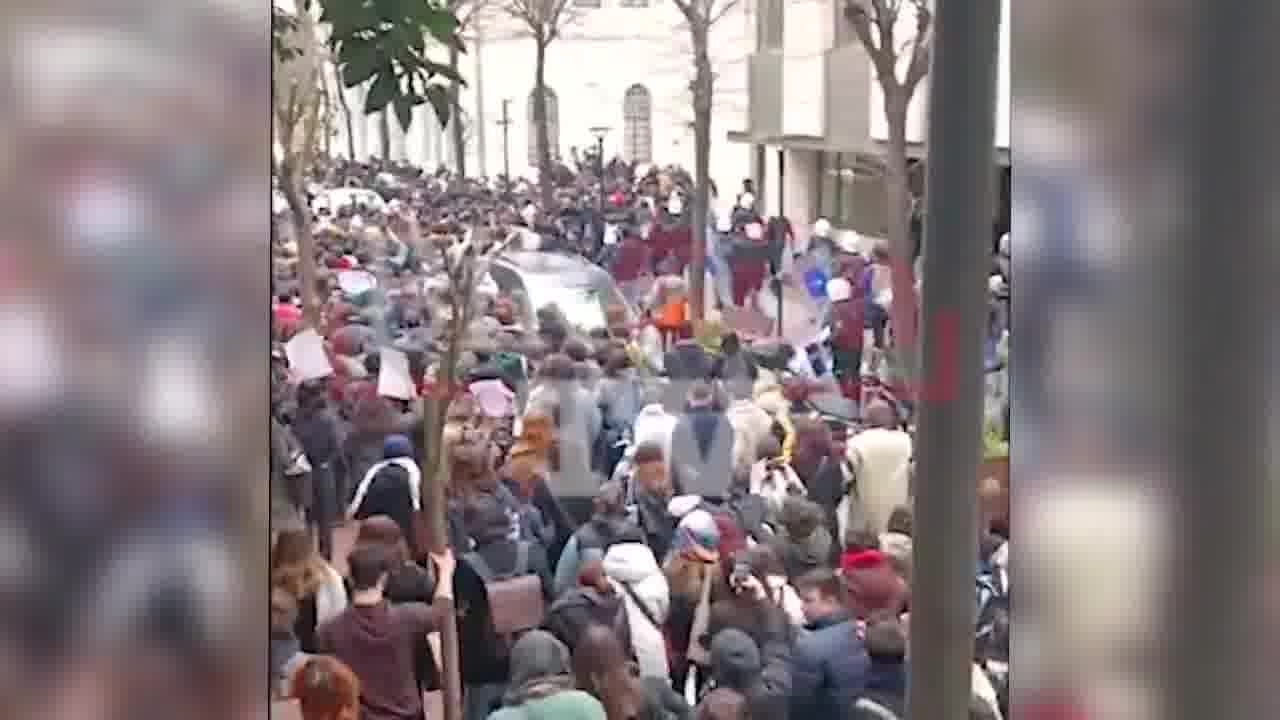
[672,0,739,324]
[333,66,358,159]
[274,6,324,327]
[689,26,713,322]
[533,37,554,209]
[846,0,931,372]
[502,0,576,211]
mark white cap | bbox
[813,218,832,238]
[827,277,853,302]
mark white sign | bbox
[284,328,333,382]
[377,346,415,400]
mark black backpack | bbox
[543,586,631,655]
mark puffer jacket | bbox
[602,542,671,680]
[788,612,870,720]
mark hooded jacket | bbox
[602,542,671,680]
[671,408,735,499]
[489,631,607,720]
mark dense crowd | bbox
[270,158,1012,720]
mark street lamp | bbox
[589,125,610,215]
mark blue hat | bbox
[383,434,413,459]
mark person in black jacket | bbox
[292,381,344,561]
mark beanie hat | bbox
[383,434,413,459]
[708,628,761,690]
[673,509,720,563]
[842,549,906,619]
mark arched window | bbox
[526,86,560,167]
[622,84,653,164]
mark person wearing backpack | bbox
[554,481,644,597]
[461,493,554,720]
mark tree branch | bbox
[901,0,932,95]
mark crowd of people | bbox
[270,157,1012,720]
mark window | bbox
[834,0,858,47]
[757,0,783,49]
[622,84,653,164]
[526,86,561,166]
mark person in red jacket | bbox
[826,277,865,402]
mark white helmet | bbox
[813,217,832,239]
[826,277,853,302]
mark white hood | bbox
[603,542,670,680]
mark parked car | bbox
[486,251,638,332]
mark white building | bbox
[729,0,1010,239]
[327,0,753,204]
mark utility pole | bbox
[497,99,512,197]
[907,1,1000,719]
[473,23,488,177]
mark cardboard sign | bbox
[283,328,333,382]
[377,346,415,400]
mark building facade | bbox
[327,0,753,208]
[730,0,1010,242]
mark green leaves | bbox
[315,0,467,130]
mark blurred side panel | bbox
[1014,1,1279,719]
[0,1,269,718]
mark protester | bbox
[318,544,455,720]
[789,569,870,719]
[602,539,671,682]
[272,528,349,656]
[848,618,908,719]
[663,508,723,693]
[702,624,792,720]
[841,402,913,539]
[288,655,362,720]
[669,381,735,501]
[573,624,692,720]
[486,631,608,720]
[555,481,643,596]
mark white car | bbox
[313,187,386,215]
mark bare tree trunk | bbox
[379,108,392,161]
[278,156,320,327]
[689,29,713,323]
[333,69,357,160]
[534,37,555,210]
[449,43,468,177]
[883,91,918,379]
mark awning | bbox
[728,130,1011,167]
